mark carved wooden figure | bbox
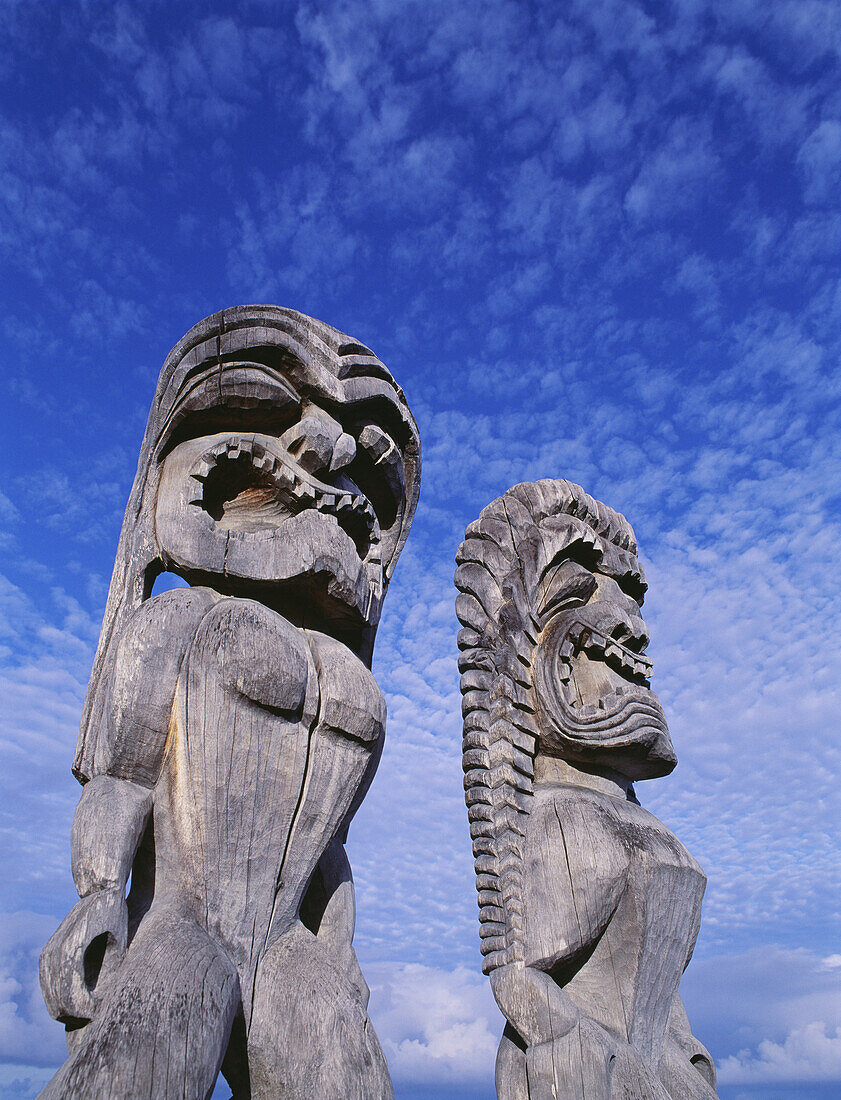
[39,306,420,1099]
[455,480,718,1099]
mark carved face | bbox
[532,526,676,779]
[152,337,409,630]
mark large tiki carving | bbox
[39,306,419,1098]
[455,480,718,1099]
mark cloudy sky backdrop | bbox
[1,1,840,1097]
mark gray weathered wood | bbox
[455,479,719,1099]
[39,305,420,1099]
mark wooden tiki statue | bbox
[455,480,718,1100]
[39,306,420,1099]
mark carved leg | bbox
[658,995,719,1098]
[247,922,393,1100]
[520,1021,674,1100]
[496,1025,529,1100]
[524,1032,592,1099]
[38,907,239,1100]
[605,1037,673,1100]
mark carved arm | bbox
[70,774,152,897]
[491,791,634,1086]
[490,961,581,1047]
[40,775,152,1025]
[41,589,217,1027]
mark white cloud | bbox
[680,946,841,1084]
[719,1024,841,1085]
[798,119,841,205]
[624,117,720,221]
[367,962,499,1088]
[0,912,66,1067]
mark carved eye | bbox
[537,560,597,623]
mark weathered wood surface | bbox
[455,479,719,1099]
[38,306,420,1099]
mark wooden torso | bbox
[523,783,706,1068]
[151,594,385,972]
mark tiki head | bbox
[455,479,674,970]
[153,305,420,631]
[528,520,674,782]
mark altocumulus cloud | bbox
[1,1,840,1097]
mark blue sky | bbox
[1,1,840,1097]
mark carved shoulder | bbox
[305,630,386,744]
[97,586,221,785]
[191,597,315,719]
[522,786,631,973]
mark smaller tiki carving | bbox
[455,480,718,1099]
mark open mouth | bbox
[191,435,380,561]
[554,620,655,719]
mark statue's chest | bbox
[618,801,705,881]
[524,787,706,1047]
[176,598,384,747]
[569,794,707,962]
[586,794,706,904]
[525,787,706,936]
[157,600,384,934]
[180,598,315,722]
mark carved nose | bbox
[279,411,356,476]
[611,616,649,652]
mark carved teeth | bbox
[571,625,652,678]
[192,434,383,562]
